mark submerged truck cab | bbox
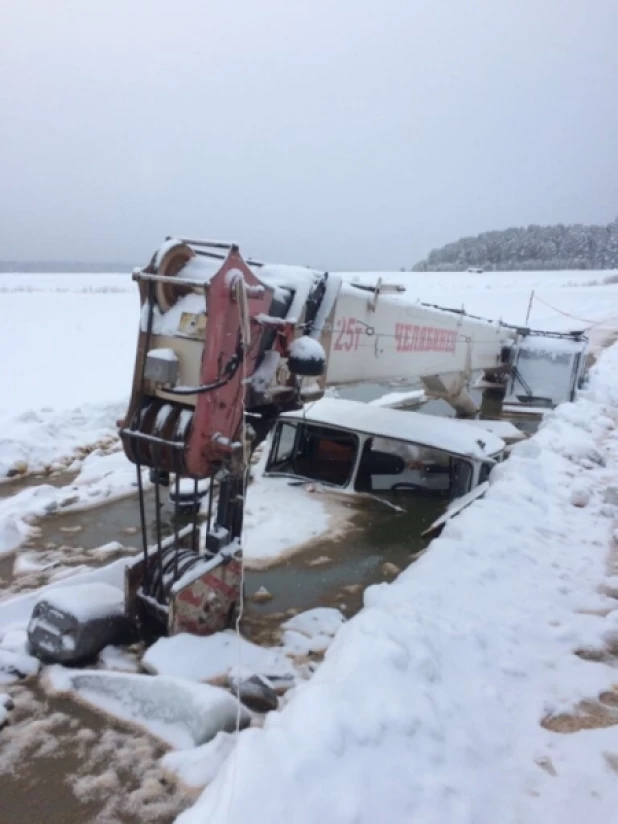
[264,399,506,502]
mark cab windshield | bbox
[267,422,358,487]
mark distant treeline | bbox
[413,218,618,272]
[0,261,132,273]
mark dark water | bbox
[36,489,191,555]
[1,489,193,595]
[0,469,78,501]
[244,493,444,624]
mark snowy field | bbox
[2,267,618,822]
[2,267,617,480]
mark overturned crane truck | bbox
[27,237,588,661]
[116,238,515,641]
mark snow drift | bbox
[176,343,618,824]
[45,667,250,750]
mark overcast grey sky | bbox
[1,1,617,269]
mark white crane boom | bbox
[312,276,506,415]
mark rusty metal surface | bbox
[169,555,242,636]
[126,547,242,639]
[120,245,274,479]
[184,251,271,476]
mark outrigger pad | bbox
[28,583,132,665]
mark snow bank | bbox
[281,607,346,656]
[45,667,249,749]
[0,401,124,480]
[98,645,139,673]
[143,610,345,689]
[280,607,345,639]
[142,630,296,683]
[176,343,618,824]
[161,732,236,790]
[0,628,28,654]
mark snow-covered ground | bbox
[242,474,334,569]
[176,336,618,824]
[2,267,618,822]
[45,666,249,750]
[0,276,134,480]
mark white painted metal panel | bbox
[421,482,490,537]
[324,284,506,386]
[280,399,505,459]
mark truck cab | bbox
[502,331,588,414]
[264,398,506,503]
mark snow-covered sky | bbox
[1,0,617,269]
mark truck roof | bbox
[279,398,505,459]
